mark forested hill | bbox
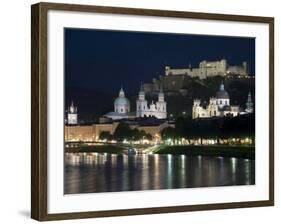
[163,76,255,117]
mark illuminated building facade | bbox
[192,82,253,119]
[67,101,78,124]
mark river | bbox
[64,152,255,194]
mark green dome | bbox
[216,82,229,99]
[114,87,130,107]
[114,97,130,106]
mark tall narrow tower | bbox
[245,91,254,113]
[192,99,201,119]
[136,83,147,117]
[67,101,78,124]
[156,85,167,119]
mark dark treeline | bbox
[99,123,152,142]
[161,113,255,141]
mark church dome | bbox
[114,88,130,110]
[114,97,130,106]
[216,82,229,99]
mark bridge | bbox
[65,141,157,155]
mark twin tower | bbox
[136,84,167,119]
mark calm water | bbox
[64,153,255,194]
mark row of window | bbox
[115,108,129,113]
[193,110,217,118]
[138,106,166,111]
[209,100,229,105]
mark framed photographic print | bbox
[31,2,274,221]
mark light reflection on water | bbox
[64,153,255,194]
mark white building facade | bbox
[104,86,168,120]
[192,82,253,119]
[136,84,167,119]
[104,88,135,120]
[67,101,78,124]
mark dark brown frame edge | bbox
[31,2,274,221]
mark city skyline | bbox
[64,28,256,195]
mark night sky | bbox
[64,28,255,96]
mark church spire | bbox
[140,82,144,92]
[67,100,78,124]
[138,82,145,100]
[219,81,225,91]
[158,84,165,102]
[69,100,77,113]
[246,91,254,113]
[159,83,163,93]
[119,87,125,97]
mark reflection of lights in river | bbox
[197,155,202,168]
[167,154,173,188]
[153,154,160,189]
[85,154,93,164]
[111,154,117,166]
[244,159,251,185]
[230,157,237,183]
[179,155,186,187]
[231,157,237,172]
[70,154,80,165]
[154,154,159,167]
[64,153,254,194]
[181,155,185,168]
[94,153,98,164]
[167,154,172,165]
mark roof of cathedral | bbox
[114,88,130,106]
[216,82,229,99]
[114,97,130,106]
[105,111,135,116]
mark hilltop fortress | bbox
[165,59,248,78]
[143,59,253,95]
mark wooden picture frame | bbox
[31,2,274,221]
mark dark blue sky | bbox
[65,28,255,95]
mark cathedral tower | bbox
[156,85,167,119]
[245,91,254,113]
[67,101,78,124]
[192,99,201,119]
[207,97,218,117]
[136,83,148,117]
